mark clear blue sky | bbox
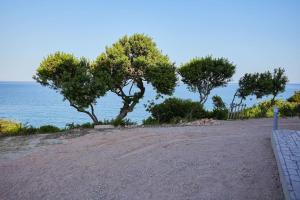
[0,0,299,82]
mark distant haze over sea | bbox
[0,82,299,127]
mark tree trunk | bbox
[116,102,133,120]
[270,95,276,106]
[115,79,145,120]
[197,86,209,106]
[199,94,208,106]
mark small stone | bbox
[94,125,114,129]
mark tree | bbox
[94,34,177,120]
[236,73,260,101]
[212,95,226,109]
[178,56,236,105]
[270,68,288,104]
[33,52,111,123]
[233,68,288,106]
[211,95,228,120]
[232,72,271,106]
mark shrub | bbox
[295,104,300,117]
[279,102,297,117]
[38,125,61,133]
[0,119,21,136]
[212,95,226,109]
[20,125,38,135]
[80,122,94,128]
[67,122,95,129]
[142,117,159,125]
[288,91,300,103]
[146,98,208,124]
[112,118,136,127]
[244,100,298,118]
[210,95,228,120]
[211,109,228,120]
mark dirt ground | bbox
[1,118,300,200]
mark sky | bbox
[0,0,299,83]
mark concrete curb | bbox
[271,129,300,200]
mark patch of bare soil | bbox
[1,118,299,200]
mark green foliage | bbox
[34,52,111,123]
[145,97,207,124]
[237,72,272,99]
[80,122,94,128]
[211,95,228,120]
[142,117,159,125]
[145,63,177,95]
[254,72,273,99]
[295,104,300,117]
[66,122,95,129]
[237,73,260,99]
[212,95,226,109]
[244,100,299,118]
[0,120,62,137]
[20,125,38,135]
[178,56,235,105]
[65,119,136,128]
[38,125,61,133]
[237,68,287,103]
[111,118,137,127]
[288,91,300,103]
[94,34,177,120]
[279,103,298,117]
[270,68,288,102]
[210,109,228,120]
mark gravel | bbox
[1,118,299,200]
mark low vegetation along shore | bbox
[1,91,299,137]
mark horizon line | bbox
[1,80,300,84]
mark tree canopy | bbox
[234,67,288,105]
[33,52,111,123]
[94,34,177,120]
[178,56,236,105]
[270,68,288,103]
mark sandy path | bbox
[1,118,299,200]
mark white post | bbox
[273,106,278,130]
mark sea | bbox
[0,81,299,127]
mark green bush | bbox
[66,122,94,129]
[212,95,226,109]
[288,91,300,103]
[38,125,61,133]
[80,122,94,128]
[211,95,228,120]
[112,118,136,127]
[66,119,136,129]
[20,125,38,135]
[244,100,299,118]
[211,109,228,120]
[146,98,208,124]
[142,117,159,125]
[295,104,300,117]
[279,102,297,117]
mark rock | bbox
[180,118,220,126]
[94,125,114,129]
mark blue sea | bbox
[0,82,299,127]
